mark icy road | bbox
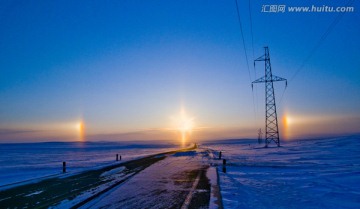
[0,145,221,209]
[80,150,218,209]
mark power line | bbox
[234,0,257,126]
[278,85,287,108]
[248,0,255,61]
[290,0,355,82]
[234,0,251,81]
[247,0,259,119]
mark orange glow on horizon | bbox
[77,120,85,141]
[283,114,292,140]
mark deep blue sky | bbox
[0,0,359,142]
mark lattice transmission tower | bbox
[252,47,287,147]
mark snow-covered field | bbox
[203,135,360,209]
[0,141,177,186]
[1,136,359,208]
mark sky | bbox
[0,0,359,143]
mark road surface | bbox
[0,146,222,209]
[81,150,212,209]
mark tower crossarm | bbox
[254,54,266,62]
[271,75,286,82]
[252,75,287,84]
[252,76,266,84]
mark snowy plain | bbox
[1,136,359,209]
[203,135,360,209]
[0,141,178,187]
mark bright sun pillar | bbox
[173,108,194,147]
[76,120,85,141]
[283,114,292,140]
